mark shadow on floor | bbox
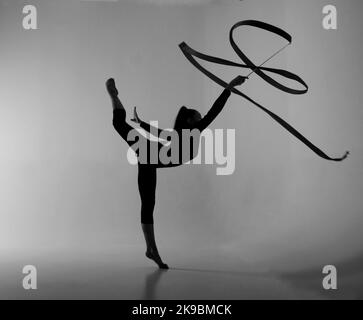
[142,268,169,299]
[171,267,270,278]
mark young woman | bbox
[106,75,245,269]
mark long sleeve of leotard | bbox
[195,88,231,132]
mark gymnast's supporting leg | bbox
[138,164,168,269]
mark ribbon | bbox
[179,20,349,161]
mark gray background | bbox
[0,0,362,299]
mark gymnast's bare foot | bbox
[106,78,119,97]
[106,78,124,110]
[146,250,169,269]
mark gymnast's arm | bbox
[195,88,231,132]
[139,120,164,138]
[131,106,167,141]
[195,76,245,132]
[139,121,172,146]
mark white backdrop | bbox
[0,0,362,277]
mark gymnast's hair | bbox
[174,106,202,131]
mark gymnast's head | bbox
[174,106,202,130]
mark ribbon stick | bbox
[179,20,349,162]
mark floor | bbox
[0,245,359,300]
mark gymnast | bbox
[106,76,245,269]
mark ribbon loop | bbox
[179,20,348,162]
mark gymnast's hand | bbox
[131,107,142,124]
[227,75,246,89]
